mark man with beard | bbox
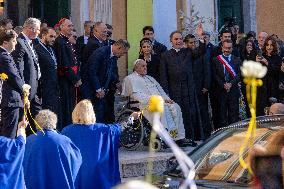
[184,34,211,139]
[81,39,130,123]
[54,18,81,130]
[35,27,59,115]
[159,24,205,143]
[212,39,240,128]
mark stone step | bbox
[119,145,197,179]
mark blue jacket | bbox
[81,46,119,99]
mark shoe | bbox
[176,139,197,147]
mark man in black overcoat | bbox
[53,18,81,130]
[82,22,107,65]
[81,39,130,123]
[35,27,59,115]
[76,21,93,64]
[11,18,42,134]
[160,25,205,142]
[184,34,212,139]
[0,30,24,138]
[212,39,240,128]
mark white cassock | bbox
[121,72,185,140]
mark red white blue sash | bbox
[217,55,236,78]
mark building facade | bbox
[2,0,284,79]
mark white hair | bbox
[23,18,41,28]
[133,59,144,71]
[35,109,57,130]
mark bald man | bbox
[53,18,81,130]
[269,103,284,115]
[258,32,268,49]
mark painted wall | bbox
[153,0,177,49]
[256,0,284,40]
[127,0,153,73]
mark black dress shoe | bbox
[176,139,197,147]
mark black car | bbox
[152,115,284,188]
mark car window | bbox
[194,127,278,183]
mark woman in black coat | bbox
[256,36,281,113]
[138,38,160,82]
[241,39,257,62]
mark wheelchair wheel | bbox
[117,110,144,150]
[149,138,164,152]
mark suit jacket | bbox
[0,48,24,108]
[212,55,240,95]
[153,40,167,56]
[81,46,119,99]
[35,43,59,110]
[76,35,86,64]
[82,37,105,64]
[11,33,40,100]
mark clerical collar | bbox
[60,33,69,40]
[0,46,9,54]
[21,32,32,45]
[110,45,114,58]
[172,48,181,52]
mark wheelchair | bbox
[117,97,166,151]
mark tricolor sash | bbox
[217,55,236,78]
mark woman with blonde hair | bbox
[62,99,138,189]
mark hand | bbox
[281,63,284,72]
[165,99,174,104]
[116,83,122,93]
[17,120,27,139]
[202,88,208,94]
[256,55,263,62]
[279,83,284,90]
[196,22,204,38]
[224,83,232,92]
[96,90,105,99]
[75,79,82,87]
[130,112,141,120]
[24,100,30,109]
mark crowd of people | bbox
[0,15,284,188]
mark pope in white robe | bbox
[121,59,186,141]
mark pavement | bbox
[119,144,199,181]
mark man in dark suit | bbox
[35,27,59,115]
[81,39,130,123]
[82,22,107,65]
[0,29,24,138]
[184,34,212,140]
[160,25,205,144]
[143,26,167,57]
[212,39,240,128]
[11,17,42,134]
[76,21,93,64]
[210,28,240,130]
[54,18,81,130]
